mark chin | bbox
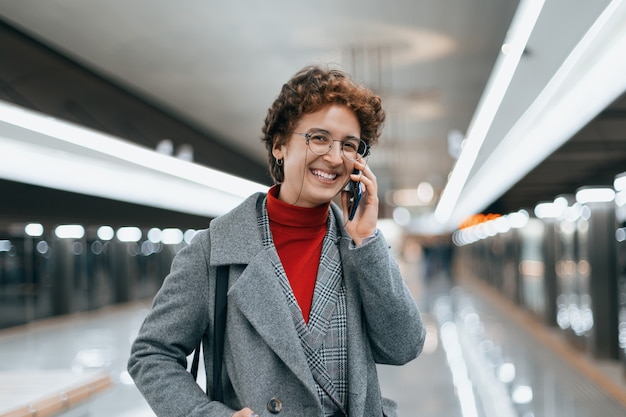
[317,189,342,205]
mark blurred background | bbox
[1,1,626,416]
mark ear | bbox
[272,142,284,160]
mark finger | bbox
[354,161,375,185]
[352,170,376,197]
[350,170,363,183]
[353,159,368,174]
[232,407,258,417]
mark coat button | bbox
[267,397,282,414]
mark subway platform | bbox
[1,271,626,417]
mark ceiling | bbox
[1,0,625,234]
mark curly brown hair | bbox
[261,65,386,183]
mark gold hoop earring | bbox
[276,158,283,166]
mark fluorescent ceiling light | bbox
[534,202,564,219]
[55,225,85,239]
[25,223,44,237]
[0,100,268,218]
[116,227,143,242]
[441,0,626,228]
[575,187,615,204]
[97,226,115,241]
[434,0,545,225]
[161,228,184,245]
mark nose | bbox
[323,140,344,163]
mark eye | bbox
[309,132,331,143]
[342,139,360,152]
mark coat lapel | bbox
[227,249,318,392]
[208,193,317,393]
[207,193,367,413]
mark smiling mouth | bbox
[311,169,338,182]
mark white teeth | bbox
[311,169,337,180]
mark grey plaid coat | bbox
[128,193,425,417]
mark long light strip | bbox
[434,0,545,225]
[452,0,626,226]
[0,100,268,218]
[0,100,268,198]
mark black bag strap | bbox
[212,264,228,401]
[191,264,228,401]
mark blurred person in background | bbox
[128,64,425,417]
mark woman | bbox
[128,65,425,417]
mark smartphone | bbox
[345,169,362,221]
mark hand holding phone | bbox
[345,169,362,221]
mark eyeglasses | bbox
[295,130,370,161]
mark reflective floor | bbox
[1,272,626,417]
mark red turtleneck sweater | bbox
[267,186,329,323]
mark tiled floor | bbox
[452,276,626,417]
[2,273,625,417]
[0,302,154,416]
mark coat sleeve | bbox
[127,229,234,417]
[340,231,426,365]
